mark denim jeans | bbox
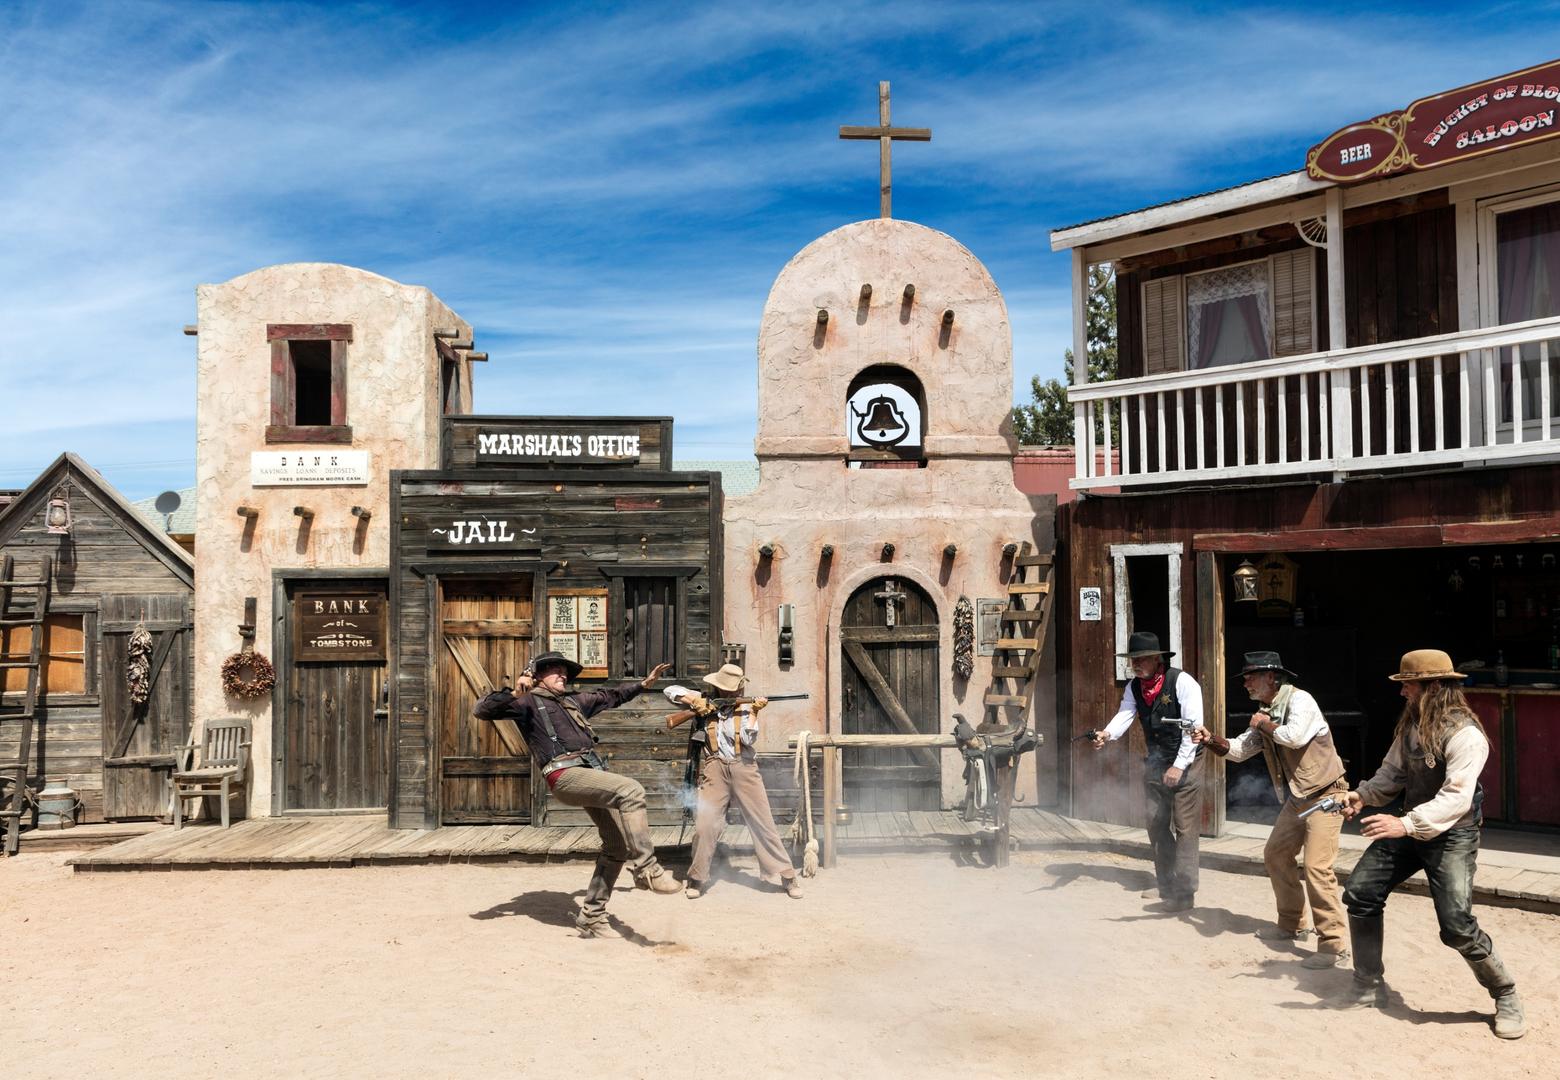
[1343,823,1492,962]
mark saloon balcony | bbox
[1068,314,1560,489]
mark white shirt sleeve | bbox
[1224,728,1264,763]
[1103,683,1136,740]
[663,684,698,706]
[1171,672,1202,770]
[1268,689,1329,748]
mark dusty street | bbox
[4,846,1554,1079]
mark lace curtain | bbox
[1186,262,1273,369]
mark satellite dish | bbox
[153,490,182,530]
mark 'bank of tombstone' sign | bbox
[251,450,371,486]
[1308,58,1560,183]
[426,516,542,552]
[473,425,642,465]
[294,590,386,661]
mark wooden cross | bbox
[839,81,931,219]
[874,579,907,628]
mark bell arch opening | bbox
[845,364,926,469]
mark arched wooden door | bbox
[839,576,941,812]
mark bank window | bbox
[1143,249,1315,374]
[1,613,87,695]
[622,576,678,677]
[266,323,352,444]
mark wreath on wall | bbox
[221,650,276,699]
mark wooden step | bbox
[0,661,39,669]
[0,619,45,627]
[0,580,49,589]
[1014,554,1053,567]
[999,609,1045,621]
[990,665,1033,678]
[983,693,1030,708]
[995,638,1038,651]
[1007,582,1050,595]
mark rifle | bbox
[666,693,810,729]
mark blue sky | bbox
[1,1,1554,500]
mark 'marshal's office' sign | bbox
[1308,58,1560,183]
[474,425,642,465]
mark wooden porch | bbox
[62,809,1560,912]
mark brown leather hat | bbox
[1388,648,1466,682]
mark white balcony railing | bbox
[1068,315,1560,489]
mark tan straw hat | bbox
[1388,648,1466,682]
[702,663,747,694]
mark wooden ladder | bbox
[1,554,52,857]
[982,542,1054,721]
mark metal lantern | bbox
[1232,559,1260,602]
[45,488,72,535]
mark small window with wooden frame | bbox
[601,566,701,679]
[1,611,92,698]
[1141,249,1316,374]
[266,323,352,444]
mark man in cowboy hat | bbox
[1334,648,1525,1039]
[664,664,803,899]
[1091,630,1205,911]
[1191,651,1350,967]
[473,652,681,938]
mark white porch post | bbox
[1071,247,1090,478]
[1325,186,1351,464]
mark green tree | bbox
[1012,264,1118,445]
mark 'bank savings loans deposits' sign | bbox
[1307,58,1560,183]
[474,426,642,465]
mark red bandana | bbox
[1139,671,1166,705]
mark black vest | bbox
[1131,667,1193,769]
[1403,714,1485,824]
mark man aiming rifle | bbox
[664,664,807,899]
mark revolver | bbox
[1297,795,1344,821]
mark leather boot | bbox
[1338,914,1386,1009]
[576,859,625,937]
[1465,952,1527,1040]
[633,861,682,894]
[618,806,681,894]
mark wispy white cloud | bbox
[0,1,1551,497]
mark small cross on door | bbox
[874,579,906,628]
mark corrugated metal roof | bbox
[131,485,197,536]
[1053,171,1301,234]
[678,459,759,497]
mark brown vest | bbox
[1259,687,1347,802]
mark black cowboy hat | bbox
[528,651,583,680]
[1235,650,1297,680]
[1116,631,1174,659]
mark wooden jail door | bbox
[100,594,192,820]
[437,576,534,824]
[839,576,942,812]
[281,583,389,812]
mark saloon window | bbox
[266,323,352,444]
[1141,249,1316,374]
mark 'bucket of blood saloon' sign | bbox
[1307,58,1560,183]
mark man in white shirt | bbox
[1091,631,1204,912]
[1192,651,1350,967]
[665,664,802,900]
[1336,649,1525,1040]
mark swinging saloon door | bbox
[436,575,534,824]
[839,576,941,812]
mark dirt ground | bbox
[3,845,1554,1079]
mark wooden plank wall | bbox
[0,474,192,822]
[391,470,721,828]
[1063,460,1560,828]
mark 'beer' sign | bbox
[294,590,386,662]
[426,517,541,552]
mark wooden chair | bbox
[170,718,251,829]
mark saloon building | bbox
[1054,58,1560,834]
